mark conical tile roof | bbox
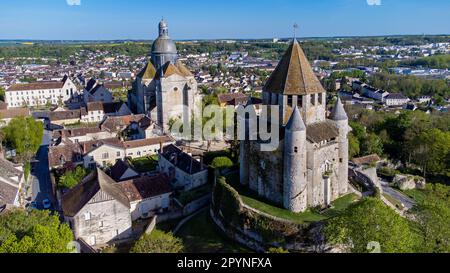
[264,39,325,95]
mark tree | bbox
[361,133,383,156]
[211,156,234,170]
[0,209,74,253]
[0,86,5,101]
[130,230,184,253]
[411,129,450,177]
[325,198,418,253]
[412,184,450,253]
[348,133,360,159]
[1,116,43,163]
[58,166,89,190]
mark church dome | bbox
[151,19,177,54]
[151,37,177,54]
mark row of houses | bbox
[352,80,410,106]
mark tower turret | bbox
[151,19,178,70]
[331,97,349,195]
[283,106,307,212]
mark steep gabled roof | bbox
[161,62,182,78]
[137,62,157,80]
[61,169,130,217]
[175,60,193,77]
[264,39,325,95]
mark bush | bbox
[130,230,184,253]
[57,166,89,190]
[211,156,234,170]
[24,163,31,182]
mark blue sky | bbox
[0,0,449,40]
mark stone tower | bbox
[283,106,307,212]
[128,20,199,132]
[330,97,349,195]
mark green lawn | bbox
[128,155,158,172]
[403,189,427,203]
[177,184,213,205]
[176,210,252,253]
[224,171,359,224]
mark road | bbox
[30,129,55,210]
[379,179,415,210]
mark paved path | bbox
[30,130,55,210]
[379,179,415,210]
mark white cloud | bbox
[367,0,382,6]
[66,0,81,6]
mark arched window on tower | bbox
[311,94,316,106]
[287,95,293,107]
[297,95,303,108]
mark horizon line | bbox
[1,33,449,43]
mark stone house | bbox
[61,169,133,246]
[116,173,172,221]
[0,157,25,208]
[61,168,173,247]
[109,160,139,182]
[159,144,208,191]
[83,79,114,103]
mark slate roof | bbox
[109,160,138,182]
[61,169,130,217]
[386,93,408,100]
[306,121,339,143]
[264,39,325,95]
[161,144,206,175]
[286,106,306,132]
[116,174,172,202]
[330,98,348,121]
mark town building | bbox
[83,79,114,103]
[159,144,208,191]
[0,157,25,208]
[384,93,410,107]
[5,76,78,108]
[61,168,172,247]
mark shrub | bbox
[130,230,184,253]
[211,156,234,170]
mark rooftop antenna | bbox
[293,23,299,40]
